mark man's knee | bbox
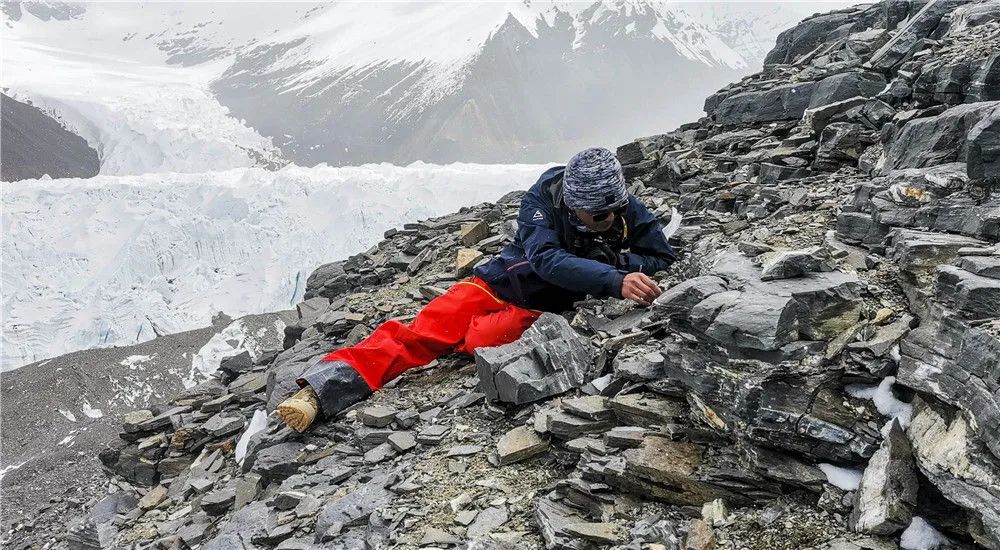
[461,309,539,352]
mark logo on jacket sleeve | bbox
[531,209,544,222]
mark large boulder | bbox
[865,0,964,71]
[765,10,856,65]
[968,106,1000,184]
[697,253,862,351]
[885,101,1000,170]
[712,82,818,125]
[907,398,1000,549]
[476,313,598,405]
[850,420,918,535]
[808,72,887,110]
[899,304,1000,460]
[968,53,1000,103]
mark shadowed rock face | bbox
[1,93,99,181]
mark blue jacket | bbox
[473,166,676,312]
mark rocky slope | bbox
[1,93,99,181]
[4,0,1000,549]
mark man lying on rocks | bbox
[277,147,677,432]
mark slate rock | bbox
[421,527,462,546]
[497,425,549,466]
[713,82,818,125]
[653,276,728,319]
[202,501,270,550]
[177,522,210,546]
[562,395,614,421]
[765,10,856,64]
[758,162,810,184]
[534,492,590,550]
[808,72,886,110]
[906,398,1000,548]
[596,437,767,507]
[609,393,685,428]
[655,335,879,463]
[202,487,238,516]
[314,472,393,542]
[218,351,254,382]
[476,313,597,405]
[559,522,622,545]
[968,105,1000,184]
[467,506,509,538]
[138,485,167,511]
[417,424,449,445]
[248,442,303,482]
[849,420,917,535]
[359,406,397,428]
[935,264,1000,320]
[898,306,1000,460]
[886,101,1000,170]
[866,0,957,71]
[548,412,614,440]
[202,412,246,438]
[968,53,1000,103]
[701,252,862,351]
[759,247,834,281]
[387,431,417,453]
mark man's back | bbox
[474,164,676,312]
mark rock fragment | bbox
[476,313,597,405]
[849,420,917,535]
[497,425,549,465]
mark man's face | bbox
[574,207,620,232]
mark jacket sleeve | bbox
[518,193,626,299]
[619,196,677,275]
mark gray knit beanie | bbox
[563,147,628,212]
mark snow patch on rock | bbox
[818,463,863,491]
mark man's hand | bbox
[621,272,662,306]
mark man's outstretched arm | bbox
[518,193,626,299]
[619,196,676,275]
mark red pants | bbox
[321,277,541,390]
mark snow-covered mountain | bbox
[3,1,849,171]
[1,162,552,371]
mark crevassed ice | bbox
[3,162,551,372]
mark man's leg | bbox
[458,304,541,354]
[278,278,506,430]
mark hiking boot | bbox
[277,386,320,432]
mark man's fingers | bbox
[636,275,661,298]
[624,286,650,305]
[622,273,662,306]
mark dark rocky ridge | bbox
[1,93,100,182]
[3,1,1000,549]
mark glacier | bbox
[1,162,552,371]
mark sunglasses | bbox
[588,206,625,222]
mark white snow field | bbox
[2,162,552,371]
